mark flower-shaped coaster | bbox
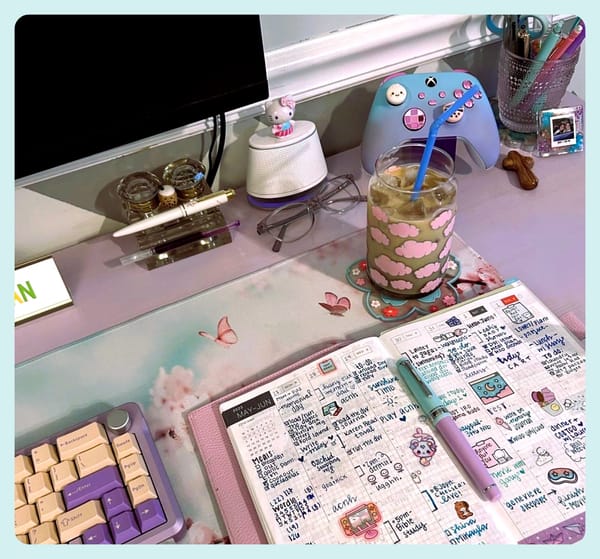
[346,255,462,322]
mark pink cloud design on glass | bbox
[444,215,455,237]
[395,240,437,258]
[374,254,412,276]
[388,222,420,237]
[368,267,388,287]
[414,262,440,278]
[430,210,453,230]
[369,226,390,246]
[420,277,443,293]
[439,236,452,259]
[391,278,413,290]
[371,205,389,223]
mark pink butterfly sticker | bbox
[319,291,351,316]
[198,316,238,347]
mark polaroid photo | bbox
[537,105,584,157]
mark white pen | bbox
[113,189,236,238]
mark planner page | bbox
[379,279,586,543]
[219,336,512,544]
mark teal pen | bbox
[510,22,563,108]
[395,358,502,501]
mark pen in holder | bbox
[116,166,234,270]
[497,42,580,134]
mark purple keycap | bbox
[101,486,132,519]
[62,465,123,510]
[135,498,166,533]
[110,510,141,544]
[82,523,113,544]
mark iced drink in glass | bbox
[366,143,457,297]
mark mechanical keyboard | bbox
[15,402,185,544]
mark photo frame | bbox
[537,105,584,157]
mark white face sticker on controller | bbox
[442,103,465,124]
[385,83,407,106]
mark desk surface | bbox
[14,139,585,544]
[15,141,585,364]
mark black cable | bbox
[207,112,226,187]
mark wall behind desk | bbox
[15,15,584,265]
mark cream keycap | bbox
[24,471,53,504]
[49,460,78,492]
[112,432,141,461]
[15,455,34,484]
[29,522,60,544]
[36,492,65,523]
[119,453,149,483]
[55,499,106,543]
[75,443,116,477]
[127,475,158,507]
[31,443,59,473]
[15,504,39,535]
[15,484,27,509]
[55,422,109,461]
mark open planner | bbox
[216,279,585,544]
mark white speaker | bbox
[246,120,328,200]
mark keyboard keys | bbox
[24,471,53,504]
[15,402,185,544]
[62,465,122,510]
[83,522,113,544]
[56,499,106,543]
[110,510,141,543]
[101,487,131,520]
[56,422,109,461]
[135,498,166,532]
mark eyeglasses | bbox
[256,174,366,252]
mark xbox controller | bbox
[361,71,500,174]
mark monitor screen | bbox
[15,14,269,181]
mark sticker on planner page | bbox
[469,372,514,404]
[339,502,382,541]
[198,316,238,347]
[531,387,563,416]
[318,291,351,316]
[408,428,437,467]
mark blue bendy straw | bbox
[411,85,480,201]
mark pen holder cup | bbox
[497,46,580,134]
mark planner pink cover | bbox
[187,341,350,544]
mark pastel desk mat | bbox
[15,230,500,543]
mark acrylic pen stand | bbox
[116,165,232,270]
[133,209,233,270]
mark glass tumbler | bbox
[366,143,457,298]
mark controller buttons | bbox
[438,91,446,99]
[464,99,475,109]
[428,100,437,106]
[403,107,426,131]
[474,91,483,99]
[442,103,464,124]
[453,89,464,99]
[418,92,426,100]
[462,79,473,89]
[425,76,438,87]
[385,83,408,106]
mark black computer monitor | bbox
[15,14,269,182]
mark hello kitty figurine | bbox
[265,95,296,137]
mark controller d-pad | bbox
[425,76,437,87]
[385,83,408,106]
[403,107,426,131]
[442,103,464,124]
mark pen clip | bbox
[398,359,432,397]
